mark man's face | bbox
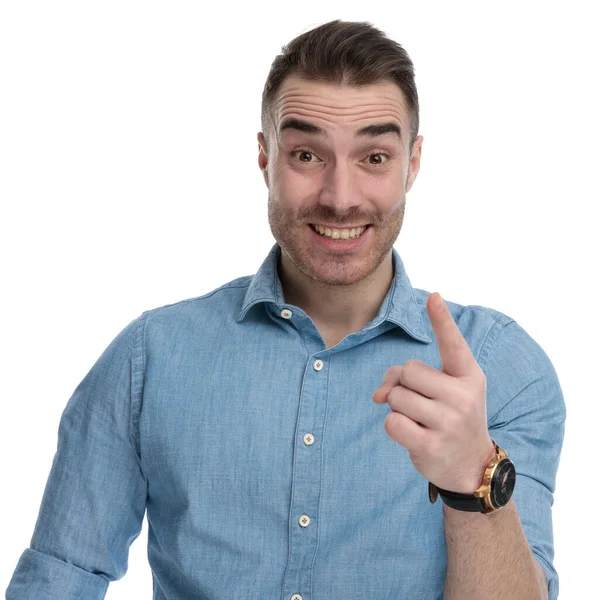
[257,74,423,287]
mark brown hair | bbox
[261,19,420,153]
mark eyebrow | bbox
[279,118,402,141]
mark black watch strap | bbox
[434,486,486,512]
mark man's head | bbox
[258,20,423,288]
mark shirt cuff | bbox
[6,547,109,600]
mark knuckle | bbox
[387,385,402,405]
[477,373,488,390]
[456,390,472,406]
[455,397,474,417]
[402,359,419,378]
[384,412,397,434]
[471,369,487,388]
[454,385,476,411]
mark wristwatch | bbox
[428,439,516,513]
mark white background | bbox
[1,1,598,597]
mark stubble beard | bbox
[267,190,406,288]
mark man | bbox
[6,19,564,600]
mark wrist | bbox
[444,440,497,494]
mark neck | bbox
[277,249,394,336]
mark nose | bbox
[317,159,362,212]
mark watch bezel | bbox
[489,457,516,508]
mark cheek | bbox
[353,172,404,208]
[371,171,407,204]
[276,163,318,198]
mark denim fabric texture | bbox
[6,242,566,600]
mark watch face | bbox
[491,459,516,508]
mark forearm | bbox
[443,497,548,600]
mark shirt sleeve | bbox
[483,318,566,600]
[5,312,149,600]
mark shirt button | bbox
[313,359,324,371]
[299,514,311,527]
[291,595,303,600]
[281,308,292,319]
[303,433,314,446]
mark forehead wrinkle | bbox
[278,101,403,117]
[279,105,403,120]
[273,82,408,145]
[276,93,403,113]
[278,84,403,103]
[277,97,405,124]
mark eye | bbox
[367,152,390,166]
[290,149,391,166]
[291,149,319,163]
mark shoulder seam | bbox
[476,313,516,368]
[142,282,251,317]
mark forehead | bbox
[273,73,408,141]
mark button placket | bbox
[283,354,326,596]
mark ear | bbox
[257,132,269,188]
[405,135,423,193]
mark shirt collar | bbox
[237,243,433,344]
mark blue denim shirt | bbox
[6,243,565,600]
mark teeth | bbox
[313,224,367,239]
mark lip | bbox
[308,223,371,252]
[310,223,370,229]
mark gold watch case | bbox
[428,441,516,514]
